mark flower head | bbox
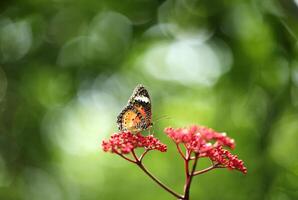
[164,125,247,174]
[164,125,235,152]
[102,131,167,154]
[207,146,247,174]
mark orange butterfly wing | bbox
[117,84,152,132]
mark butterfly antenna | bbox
[152,115,172,124]
[149,115,173,133]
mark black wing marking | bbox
[128,84,151,104]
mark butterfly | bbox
[117,84,152,132]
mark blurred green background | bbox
[1,0,298,199]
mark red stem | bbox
[115,152,136,164]
[193,165,225,176]
[137,162,183,199]
[176,143,186,160]
[182,153,198,200]
[131,150,139,161]
[139,149,150,162]
[122,150,183,199]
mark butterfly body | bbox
[117,84,152,132]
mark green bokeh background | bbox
[1,0,298,199]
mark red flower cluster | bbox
[164,125,247,174]
[164,125,235,152]
[102,131,167,154]
[207,146,247,173]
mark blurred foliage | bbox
[0,0,298,199]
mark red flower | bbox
[102,131,167,154]
[164,125,247,174]
[207,146,247,174]
[164,125,234,152]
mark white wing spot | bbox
[135,95,150,103]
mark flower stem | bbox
[137,162,183,199]
[139,149,150,162]
[115,152,136,164]
[193,165,215,176]
[129,150,183,199]
[176,143,186,160]
[193,165,225,176]
[182,155,198,200]
[131,150,139,161]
